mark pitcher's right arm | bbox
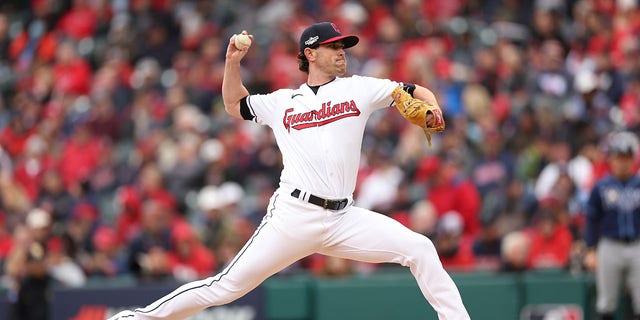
[222,31,253,120]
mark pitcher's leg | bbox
[111,218,316,320]
[320,207,470,320]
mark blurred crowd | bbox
[0,0,639,312]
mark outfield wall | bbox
[265,270,597,320]
[3,269,635,320]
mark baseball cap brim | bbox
[319,35,359,49]
[611,149,636,157]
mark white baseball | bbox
[234,34,251,50]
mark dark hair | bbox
[297,51,309,73]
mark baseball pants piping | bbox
[122,188,470,320]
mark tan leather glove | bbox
[392,86,445,147]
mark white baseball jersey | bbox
[108,75,470,320]
[245,75,399,199]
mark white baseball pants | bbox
[109,187,470,320]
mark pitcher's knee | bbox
[402,235,439,266]
[410,234,437,255]
[202,274,259,305]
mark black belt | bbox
[614,237,639,244]
[291,189,349,210]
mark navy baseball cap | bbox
[299,22,359,52]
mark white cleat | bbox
[107,310,137,320]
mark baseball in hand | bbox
[234,34,251,50]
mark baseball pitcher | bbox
[109,22,469,320]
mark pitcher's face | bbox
[313,41,347,76]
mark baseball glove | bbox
[391,86,445,147]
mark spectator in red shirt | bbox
[167,222,216,282]
[0,116,36,158]
[56,0,99,41]
[59,124,103,190]
[52,40,92,96]
[416,154,481,236]
[0,211,13,268]
[526,209,573,269]
[114,185,143,244]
